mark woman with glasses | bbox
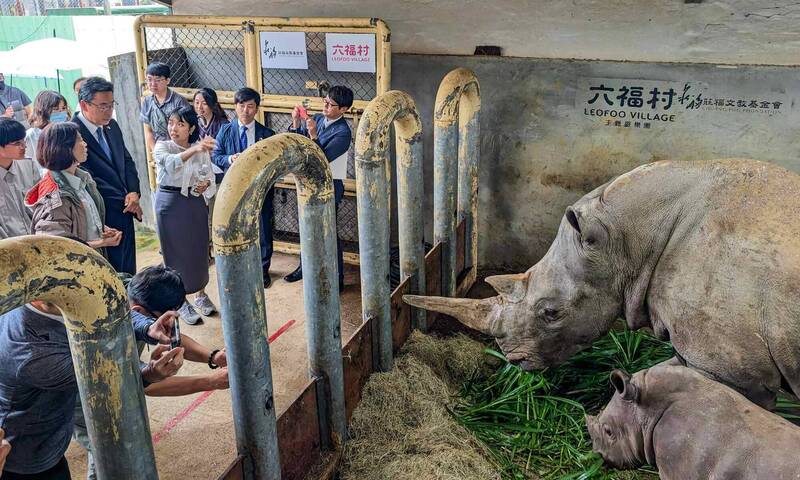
[153,105,220,324]
[25,90,69,166]
[26,122,122,251]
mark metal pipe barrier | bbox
[213,133,345,479]
[0,236,157,480]
[355,90,426,371]
[433,68,481,297]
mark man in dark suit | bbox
[285,85,354,289]
[212,87,276,288]
[72,77,142,275]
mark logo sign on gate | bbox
[260,31,308,70]
[325,33,376,73]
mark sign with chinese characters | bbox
[577,77,786,130]
[260,31,308,70]
[325,33,376,73]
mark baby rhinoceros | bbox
[586,364,800,480]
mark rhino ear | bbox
[485,271,530,303]
[610,369,639,403]
[566,206,582,235]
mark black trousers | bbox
[103,199,137,275]
[259,186,275,276]
[3,457,71,480]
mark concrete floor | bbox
[66,232,364,479]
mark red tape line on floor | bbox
[152,318,297,444]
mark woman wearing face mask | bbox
[25,122,122,250]
[25,90,69,166]
[153,105,220,324]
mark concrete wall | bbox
[109,52,156,229]
[158,4,800,271]
[392,55,799,271]
[172,0,800,66]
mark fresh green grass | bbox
[452,328,671,480]
[453,328,800,480]
[134,225,160,252]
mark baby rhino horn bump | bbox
[485,271,530,303]
[402,295,496,335]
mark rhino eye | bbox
[603,424,614,438]
[543,308,559,322]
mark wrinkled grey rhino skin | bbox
[586,365,800,480]
[405,159,800,408]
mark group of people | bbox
[140,61,354,309]
[0,63,355,478]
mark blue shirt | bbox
[0,307,158,474]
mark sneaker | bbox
[178,301,202,325]
[194,294,217,317]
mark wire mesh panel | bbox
[143,26,246,93]
[260,31,377,101]
[136,16,390,262]
[266,111,359,250]
[273,188,359,253]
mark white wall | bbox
[172,0,800,65]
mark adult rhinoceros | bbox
[405,159,800,408]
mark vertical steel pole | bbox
[0,236,157,480]
[356,90,426,370]
[458,106,480,275]
[355,145,391,371]
[434,68,481,297]
[433,122,458,297]
[215,243,278,480]
[214,134,345,478]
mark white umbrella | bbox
[0,38,106,78]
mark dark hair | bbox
[169,106,201,144]
[37,122,80,170]
[30,90,67,129]
[0,117,26,147]
[328,85,354,109]
[79,77,114,104]
[146,62,171,79]
[72,77,87,91]
[234,87,260,106]
[127,265,186,314]
[194,87,227,122]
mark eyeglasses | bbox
[86,101,117,112]
[6,140,25,148]
[146,76,167,84]
[323,99,340,108]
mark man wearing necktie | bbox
[72,77,142,275]
[211,87,276,288]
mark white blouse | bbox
[153,140,220,202]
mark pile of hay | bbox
[340,331,501,480]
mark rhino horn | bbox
[485,271,530,303]
[403,295,497,335]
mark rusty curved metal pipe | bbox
[434,68,481,297]
[355,90,426,372]
[0,236,157,480]
[213,133,344,479]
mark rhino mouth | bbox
[505,353,545,371]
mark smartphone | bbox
[297,105,309,120]
[170,316,181,349]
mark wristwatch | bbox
[208,349,221,369]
